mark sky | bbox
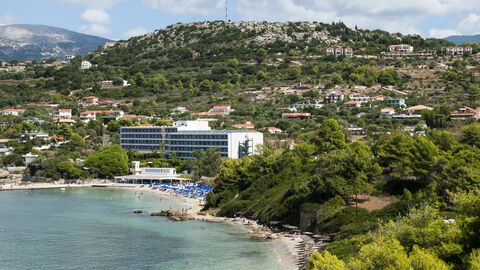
[0,0,479,40]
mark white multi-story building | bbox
[442,46,473,55]
[335,47,344,57]
[58,109,72,119]
[388,44,414,53]
[326,91,344,103]
[120,121,264,159]
[344,48,353,58]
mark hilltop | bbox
[0,24,113,61]
[445,34,480,45]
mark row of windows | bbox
[123,145,160,150]
[121,140,161,144]
[169,146,228,153]
[121,128,177,133]
[121,134,165,139]
[121,140,228,146]
[170,134,228,140]
[169,140,227,146]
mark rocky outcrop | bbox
[133,210,143,214]
[0,169,9,179]
[151,209,195,221]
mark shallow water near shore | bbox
[0,188,283,270]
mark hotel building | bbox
[120,121,263,159]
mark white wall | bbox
[174,121,211,131]
[228,132,264,159]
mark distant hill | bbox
[0,24,113,62]
[444,34,480,45]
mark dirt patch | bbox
[347,195,397,211]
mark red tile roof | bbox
[213,106,230,110]
[282,113,311,117]
[344,101,359,105]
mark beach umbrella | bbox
[303,232,314,235]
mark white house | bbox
[344,47,353,58]
[349,95,370,104]
[23,153,39,165]
[326,91,344,103]
[388,44,414,53]
[58,109,72,119]
[1,108,26,116]
[104,42,117,49]
[264,127,283,134]
[335,47,344,57]
[210,106,233,115]
[81,61,92,70]
[381,107,395,116]
[406,105,433,115]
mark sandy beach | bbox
[1,182,303,270]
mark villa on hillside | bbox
[326,91,344,103]
[80,110,124,123]
[381,107,395,116]
[58,109,72,119]
[104,42,117,49]
[1,108,26,116]
[451,106,479,120]
[386,98,406,108]
[81,61,92,70]
[344,101,361,108]
[210,106,234,115]
[326,47,353,58]
[97,80,114,88]
[406,105,433,115]
[81,96,99,106]
[371,95,385,101]
[388,44,414,53]
[263,127,283,134]
[290,103,323,111]
[349,95,370,104]
[442,46,473,55]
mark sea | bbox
[0,188,283,270]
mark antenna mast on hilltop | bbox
[225,0,229,23]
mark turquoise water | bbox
[0,188,282,270]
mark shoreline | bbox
[111,184,302,270]
[1,182,303,270]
